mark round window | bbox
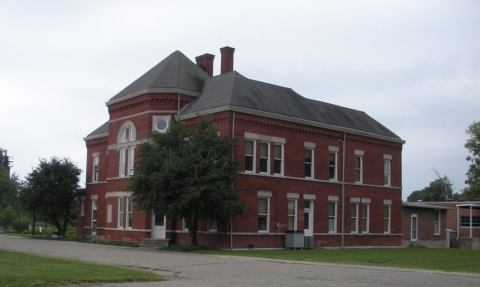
[156,119,168,131]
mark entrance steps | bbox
[142,238,170,249]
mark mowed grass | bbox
[199,247,480,273]
[0,249,162,287]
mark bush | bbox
[12,216,30,233]
[0,207,16,229]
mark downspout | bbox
[177,94,181,117]
[341,133,346,248]
[230,111,236,250]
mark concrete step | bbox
[142,238,170,249]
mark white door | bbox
[304,200,314,237]
[91,199,97,237]
[411,214,418,241]
[151,212,166,239]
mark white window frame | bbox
[305,148,314,179]
[258,197,270,233]
[91,199,97,235]
[287,198,297,231]
[329,151,338,181]
[118,197,125,229]
[244,139,256,173]
[384,204,391,234]
[127,146,135,176]
[361,203,370,234]
[351,202,359,233]
[384,158,391,186]
[126,197,133,229]
[107,204,112,224]
[411,214,418,241]
[354,155,363,183]
[433,210,441,235]
[119,147,126,177]
[92,155,99,183]
[273,143,284,176]
[328,201,337,233]
[182,217,189,232]
[259,142,270,174]
[207,219,217,232]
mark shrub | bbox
[12,216,30,233]
[0,207,16,229]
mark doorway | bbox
[304,200,314,237]
[151,212,166,239]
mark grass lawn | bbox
[0,249,162,287]
[198,247,480,274]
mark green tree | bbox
[129,117,243,246]
[461,121,480,200]
[0,166,18,210]
[22,158,81,238]
[407,175,454,202]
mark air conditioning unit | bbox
[304,236,315,249]
[285,231,304,248]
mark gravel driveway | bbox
[0,235,478,287]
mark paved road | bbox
[0,235,478,287]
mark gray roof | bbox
[403,202,452,210]
[181,71,401,140]
[85,121,109,140]
[108,50,210,103]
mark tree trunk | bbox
[190,216,198,246]
[31,210,36,236]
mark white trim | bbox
[103,227,151,232]
[152,115,172,133]
[328,196,339,201]
[304,142,316,148]
[383,199,392,205]
[257,190,272,197]
[328,201,337,233]
[351,202,359,233]
[109,110,177,124]
[384,203,391,234]
[304,147,314,179]
[106,88,201,106]
[257,197,271,233]
[287,198,298,231]
[287,192,299,199]
[244,132,286,144]
[314,233,402,236]
[361,198,371,203]
[329,150,338,181]
[361,202,370,233]
[433,209,441,236]
[303,194,316,200]
[354,149,364,156]
[90,195,98,200]
[350,197,360,203]
[273,143,284,176]
[105,191,131,198]
[180,105,406,144]
[239,172,403,189]
[244,139,256,173]
[87,181,107,185]
[354,154,363,184]
[328,146,339,152]
[383,154,392,160]
[258,141,270,174]
[384,158,392,186]
[411,214,418,241]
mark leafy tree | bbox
[22,158,81,238]
[129,117,243,246]
[407,175,455,202]
[461,121,480,200]
[0,166,18,210]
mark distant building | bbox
[77,47,405,248]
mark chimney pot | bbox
[195,53,215,76]
[220,46,235,74]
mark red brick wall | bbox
[401,207,447,241]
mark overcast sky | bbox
[1,0,478,198]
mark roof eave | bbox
[180,105,406,144]
[106,88,201,106]
[84,132,109,142]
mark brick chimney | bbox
[220,46,235,74]
[195,53,215,76]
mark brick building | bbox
[77,47,405,248]
[401,202,449,247]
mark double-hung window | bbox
[361,202,370,233]
[118,121,136,177]
[433,210,441,235]
[328,201,337,233]
[354,155,362,183]
[126,197,133,229]
[118,196,133,229]
[273,144,283,175]
[258,197,270,232]
[259,142,270,173]
[119,148,126,177]
[384,204,391,233]
[287,199,297,231]
[127,146,135,176]
[351,202,359,233]
[245,140,255,172]
[207,220,217,232]
[384,155,391,186]
[118,197,125,228]
[305,148,313,178]
[92,155,99,182]
[328,151,338,181]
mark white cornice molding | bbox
[106,88,201,106]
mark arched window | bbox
[118,121,136,177]
[118,121,136,143]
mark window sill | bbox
[258,230,269,234]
